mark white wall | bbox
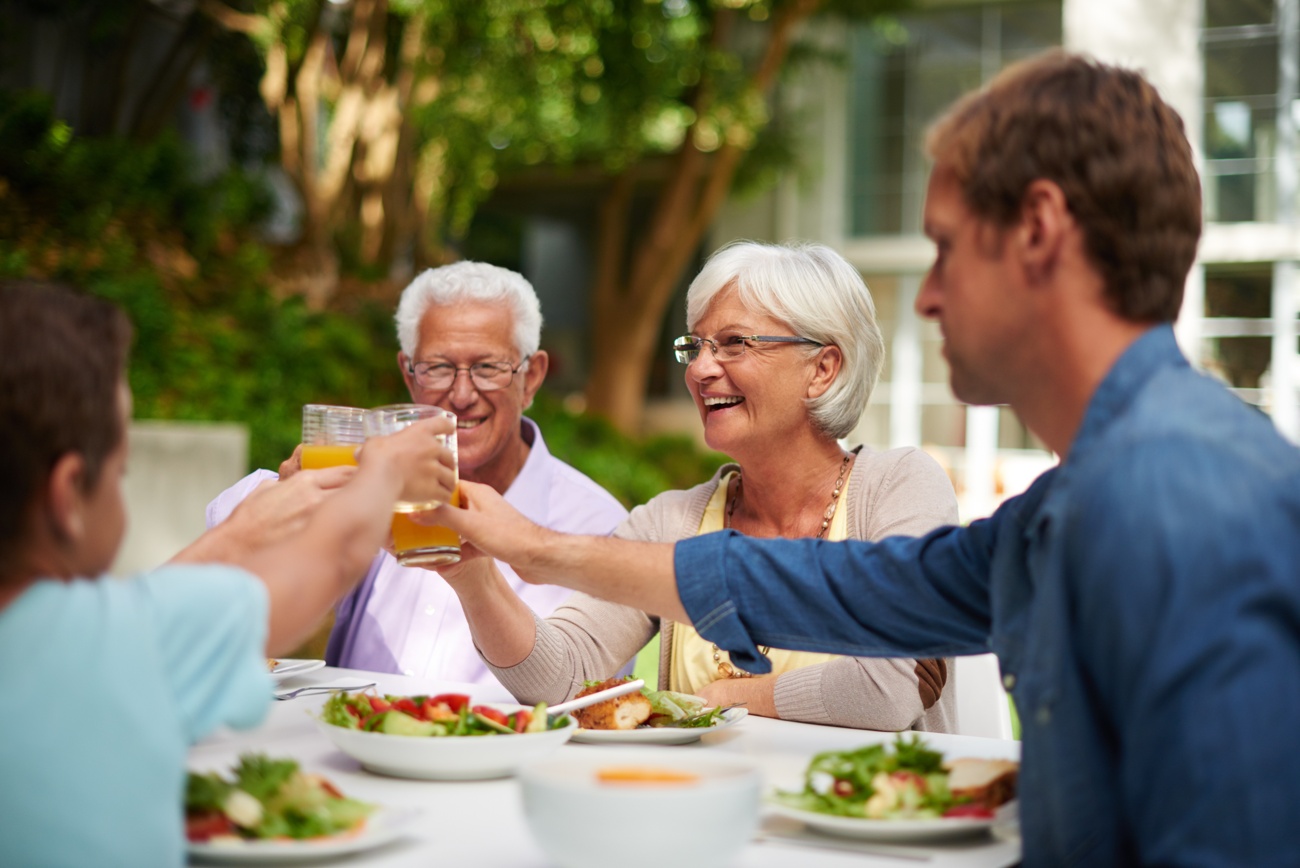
[111,422,248,576]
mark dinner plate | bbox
[187,805,420,863]
[764,799,1010,843]
[569,706,747,745]
[269,659,326,684]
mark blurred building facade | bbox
[703,0,1300,521]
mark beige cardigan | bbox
[486,445,961,731]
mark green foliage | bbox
[0,91,406,472]
[0,91,725,499]
[527,389,728,508]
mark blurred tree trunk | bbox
[202,0,449,306]
[585,0,821,434]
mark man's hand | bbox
[357,415,458,508]
[277,444,305,481]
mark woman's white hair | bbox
[685,240,885,439]
[395,262,543,358]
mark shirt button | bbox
[425,605,436,616]
[1002,673,1016,690]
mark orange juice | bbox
[391,487,462,567]
[301,443,359,469]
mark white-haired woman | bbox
[440,241,959,730]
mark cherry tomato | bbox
[185,811,235,842]
[512,710,532,733]
[367,696,392,713]
[472,705,510,727]
[429,693,470,713]
[392,698,421,718]
[832,779,856,797]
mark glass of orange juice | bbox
[363,403,460,568]
[300,405,365,469]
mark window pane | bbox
[1205,0,1273,29]
[847,2,1061,238]
[1205,40,1278,99]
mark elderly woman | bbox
[440,241,959,730]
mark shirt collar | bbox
[1068,324,1188,465]
[502,416,552,523]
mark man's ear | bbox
[46,452,87,543]
[398,351,418,399]
[807,345,843,401]
[1018,178,1072,286]
[520,350,549,408]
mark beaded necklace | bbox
[711,450,854,679]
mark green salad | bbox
[772,735,993,820]
[320,690,565,736]
[185,754,374,842]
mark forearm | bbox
[525,532,688,623]
[448,561,539,668]
[247,466,400,654]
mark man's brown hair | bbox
[0,280,132,564]
[925,50,1202,323]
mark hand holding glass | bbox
[363,404,461,567]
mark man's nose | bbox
[915,273,941,320]
[447,369,479,406]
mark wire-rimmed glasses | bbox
[405,359,527,392]
[671,333,823,364]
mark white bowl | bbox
[315,704,576,780]
[520,748,761,868]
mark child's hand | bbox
[359,416,458,507]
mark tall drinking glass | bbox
[300,405,365,469]
[363,403,461,568]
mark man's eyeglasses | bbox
[671,333,824,364]
[405,359,528,392]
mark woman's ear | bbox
[807,345,843,401]
[46,452,87,544]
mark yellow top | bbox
[669,470,844,694]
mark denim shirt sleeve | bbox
[674,515,1002,673]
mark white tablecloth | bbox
[189,666,1022,867]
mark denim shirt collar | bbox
[1067,324,1187,467]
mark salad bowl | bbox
[316,701,577,780]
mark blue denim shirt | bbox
[676,326,1300,866]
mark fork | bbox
[274,682,376,701]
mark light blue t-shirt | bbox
[0,565,271,867]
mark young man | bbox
[434,52,1300,865]
[207,261,626,684]
[0,280,456,867]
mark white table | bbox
[189,666,1022,867]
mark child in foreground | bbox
[0,279,456,867]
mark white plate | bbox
[764,799,1009,843]
[569,706,748,745]
[269,659,326,684]
[187,805,419,864]
[316,705,577,780]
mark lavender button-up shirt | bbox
[206,418,627,687]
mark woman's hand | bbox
[424,480,549,578]
[697,674,778,719]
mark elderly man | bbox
[208,262,627,685]
[434,52,1300,866]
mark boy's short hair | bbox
[0,280,132,564]
[925,50,1202,323]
